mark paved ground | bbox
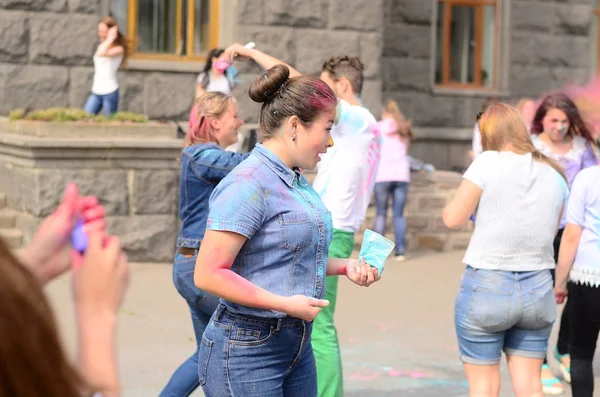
[46,250,598,397]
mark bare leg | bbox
[463,362,501,397]
[507,355,544,397]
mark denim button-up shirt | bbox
[177,143,249,249]
[207,143,334,318]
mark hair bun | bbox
[249,64,290,103]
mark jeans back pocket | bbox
[530,286,557,329]
[468,286,513,332]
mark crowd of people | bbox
[1,14,600,397]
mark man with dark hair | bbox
[224,45,381,397]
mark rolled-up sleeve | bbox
[206,173,266,239]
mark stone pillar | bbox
[0,126,183,263]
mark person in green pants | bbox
[311,56,381,397]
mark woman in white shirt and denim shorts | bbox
[444,103,568,397]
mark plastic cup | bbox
[359,229,396,275]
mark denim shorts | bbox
[454,266,556,365]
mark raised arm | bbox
[96,26,124,58]
[223,43,301,78]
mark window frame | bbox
[126,0,221,62]
[595,2,600,73]
[435,0,501,90]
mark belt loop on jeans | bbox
[215,304,226,322]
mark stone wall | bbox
[382,0,596,171]
[510,0,594,97]
[0,126,182,262]
[0,1,384,126]
[219,0,384,122]
[0,1,196,120]
[304,169,470,253]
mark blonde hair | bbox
[479,103,567,181]
[515,97,534,114]
[185,92,233,148]
[384,100,413,140]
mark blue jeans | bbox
[374,181,409,255]
[455,266,556,365]
[84,89,119,116]
[200,305,317,397]
[159,253,220,397]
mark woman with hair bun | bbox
[193,65,382,396]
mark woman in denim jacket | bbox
[160,92,246,397]
[193,65,381,397]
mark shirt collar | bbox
[253,143,300,188]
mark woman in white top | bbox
[555,163,600,397]
[84,17,127,117]
[195,48,235,98]
[444,103,568,397]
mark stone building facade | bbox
[0,0,597,170]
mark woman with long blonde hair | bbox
[373,100,413,261]
[444,103,568,397]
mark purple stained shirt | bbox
[532,135,599,228]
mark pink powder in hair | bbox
[185,103,216,147]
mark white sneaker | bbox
[394,255,406,262]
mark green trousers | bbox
[312,229,355,397]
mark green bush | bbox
[7,108,148,123]
[8,109,25,121]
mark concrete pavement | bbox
[45,250,598,396]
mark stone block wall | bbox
[510,0,595,98]
[234,0,385,123]
[382,0,596,172]
[356,171,472,253]
[0,1,385,126]
[303,169,471,253]
[0,129,182,262]
[0,2,198,120]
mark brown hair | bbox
[479,103,567,181]
[186,92,234,147]
[100,16,130,64]
[249,65,337,140]
[0,239,90,397]
[321,55,365,95]
[384,100,413,140]
[531,93,595,144]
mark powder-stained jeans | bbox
[455,266,556,365]
[199,305,316,397]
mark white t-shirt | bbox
[196,72,232,95]
[463,151,568,271]
[91,54,123,95]
[312,99,380,233]
[566,166,600,286]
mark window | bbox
[594,1,600,72]
[435,0,499,88]
[109,0,220,61]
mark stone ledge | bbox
[0,117,178,138]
